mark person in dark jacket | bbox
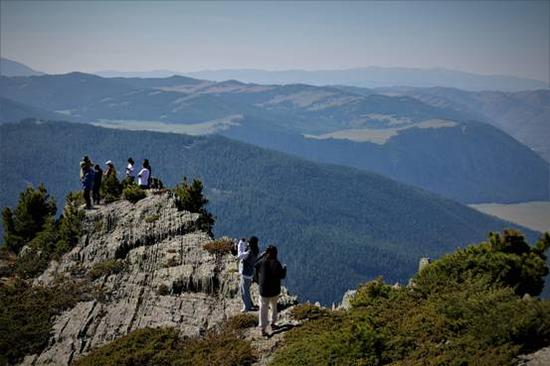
[238,236,260,312]
[92,164,103,205]
[81,163,94,209]
[255,245,286,336]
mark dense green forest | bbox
[0,120,541,304]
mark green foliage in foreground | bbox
[72,323,256,366]
[0,279,91,366]
[271,231,550,366]
[1,186,84,279]
[2,184,56,254]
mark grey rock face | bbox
[517,347,550,366]
[23,192,296,365]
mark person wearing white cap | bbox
[103,160,117,177]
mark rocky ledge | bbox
[22,192,296,365]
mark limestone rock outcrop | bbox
[22,192,295,365]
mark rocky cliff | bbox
[21,192,295,365]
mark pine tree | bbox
[2,184,56,254]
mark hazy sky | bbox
[1,0,549,82]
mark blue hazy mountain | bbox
[184,67,549,92]
[0,97,72,123]
[357,86,550,163]
[0,120,539,304]
[0,57,45,77]
[1,72,548,204]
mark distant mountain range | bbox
[93,67,549,92]
[0,72,548,204]
[0,120,539,304]
[0,57,45,77]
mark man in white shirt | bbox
[138,164,150,189]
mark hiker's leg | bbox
[84,188,92,208]
[240,276,252,310]
[269,295,279,325]
[259,296,269,332]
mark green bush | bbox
[101,174,122,203]
[2,184,56,254]
[271,231,550,366]
[0,279,90,365]
[122,185,146,204]
[72,326,256,366]
[56,192,85,256]
[289,303,329,321]
[174,178,215,236]
[89,259,126,280]
[224,313,258,330]
[145,214,160,223]
[414,230,550,297]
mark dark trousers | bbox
[92,187,100,204]
[84,188,92,208]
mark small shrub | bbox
[123,185,146,204]
[174,178,215,235]
[56,192,85,256]
[157,284,170,296]
[289,303,329,321]
[144,214,160,223]
[72,326,257,366]
[224,313,258,331]
[203,239,233,256]
[94,218,104,233]
[101,175,122,203]
[165,256,179,267]
[89,259,125,280]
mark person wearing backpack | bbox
[255,245,286,337]
[81,163,95,209]
[238,236,259,312]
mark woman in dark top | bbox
[92,164,103,204]
[255,245,286,336]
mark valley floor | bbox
[470,201,550,233]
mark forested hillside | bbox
[0,120,539,304]
[1,73,547,203]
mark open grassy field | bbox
[470,201,550,233]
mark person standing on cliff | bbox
[92,164,102,205]
[138,160,151,189]
[255,245,286,337]
[238,236,260,313]
[81,163,94,209]
[125,157,136,182]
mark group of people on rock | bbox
[237,236,287,337]
[79,155,153,209]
